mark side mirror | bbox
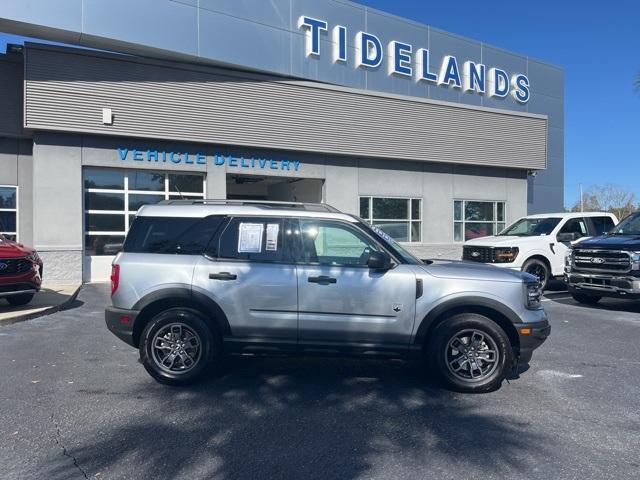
[557,232,578,243]
[367,251,392,270]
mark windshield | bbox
[358,221,424,264]
[609,212,640,235]
[499,217,562,236]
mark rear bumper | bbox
[105,306,139,347]
[517,317,550,364]
[566,272,640,299]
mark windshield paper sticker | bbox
[238,223,264,253]
[266,224,279,251]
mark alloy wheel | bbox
[445,329,499,382]
[151,323,202,374]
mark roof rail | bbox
[157,199,342,213]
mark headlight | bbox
[525,282,543,310]
[26,251,40,263]
[494,247,519,263]
[631,252,640,263]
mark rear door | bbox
[192,216,298,342]
[293,218,417,348]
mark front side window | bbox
[359,197,422,242]
[559,218,588,238]
[590,216,615,236]
[0,186,18,241]
[454,200,506,242]
[83,168,205,256]
[297,219,380,267]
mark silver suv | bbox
[105,201,550,393]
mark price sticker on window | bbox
[266,224,279,251]
[238,223,264,253]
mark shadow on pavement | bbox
[40,355,550,479]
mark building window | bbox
[454,200,506,241]
[83,168,206,256]
[359,197,422,242]
[0,186,18,241]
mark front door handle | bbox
[308,276,337,285]
[209,272,237,281]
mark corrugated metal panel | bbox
[0,55,25,138]
[24,45,547,170]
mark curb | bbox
[0,285,83,326]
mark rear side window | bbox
[215,217,290,263]
[123,216,225,255]
[590,216,615,235]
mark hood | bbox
[0,236,33,258]
[575,234,640,251]
[422,259,533,283]
[464,235,550,248]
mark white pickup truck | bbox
[462,212,618,289]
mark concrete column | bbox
[32,133,83,283]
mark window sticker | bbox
[266,224,279,251]
[238,223,264,253]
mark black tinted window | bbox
[591,216,615,235]
[217,217,290,263]
[124,216,224,254]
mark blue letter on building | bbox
[388,41,413,77]
[356,32,383,68]
[511,74,530,103]
[415,49,438,83]
[439,56,462,88]
[488,68,509,98]
[298,16,328,57]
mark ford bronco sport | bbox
[105,200,550,393]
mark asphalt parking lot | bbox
[1,284,639,480]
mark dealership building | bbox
[0,0,563,283]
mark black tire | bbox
[522,258,551,290]
[6,293,35,306]
[571,293,601,305]
[139,308,219,386]
[428,313,514,393]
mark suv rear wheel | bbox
[428,313,513,393]
[571,293,601,305]
[140,308,219,386]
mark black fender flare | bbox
[132,287,231,346]
[413,296,522,347]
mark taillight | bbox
[110,264,120,296]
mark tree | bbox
[570,184,637,220]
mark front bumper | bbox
[516,317,550,364]
[105,306,139,347]
[566,272,640,299]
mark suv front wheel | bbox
[429,313,513,393]
[140,308,219,386]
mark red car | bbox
[0,234,43,306]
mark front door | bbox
[293,219,417,347]
[191,216,298,342]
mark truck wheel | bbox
[6,293,35,306]
[571,293,601,305]
[522,258,550,290]
[428,313,513,393]
[139,308,219,386]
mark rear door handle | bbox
[308,276,337,285]
[209,272,237,281]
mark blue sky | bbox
[1,1,639,207]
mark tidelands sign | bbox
[298,16,531,104]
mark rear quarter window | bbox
[123,216,225,255]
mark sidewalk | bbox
[0,284,82,324]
